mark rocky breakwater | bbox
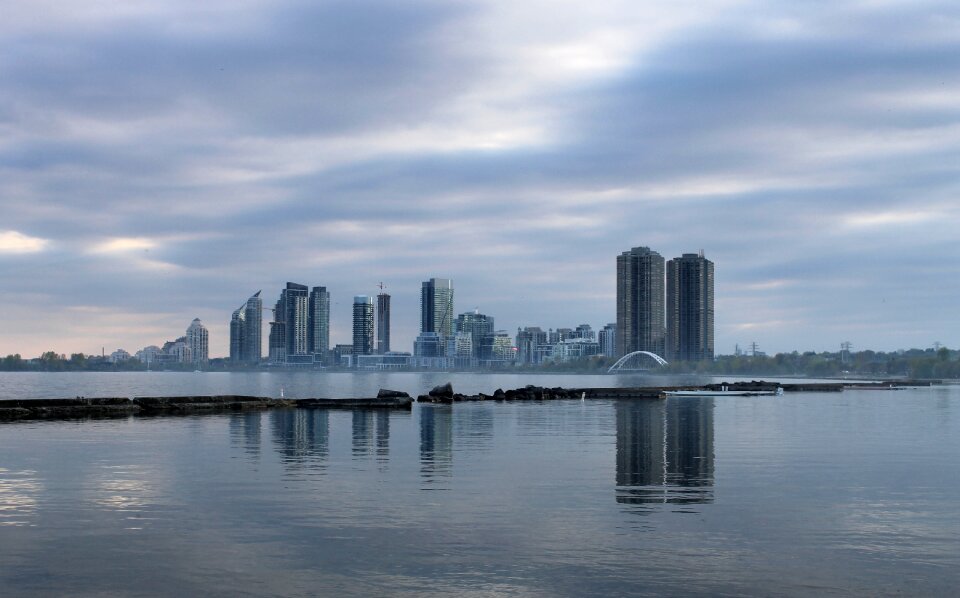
[296,389,413,409]
[418,383,594,403]
[0,397,137,420]
[134,395,290,415]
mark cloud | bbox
[1,0,960,357]
[0,230,48,253]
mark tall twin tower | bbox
[616,247,714,362]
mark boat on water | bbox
[662,386,783,398]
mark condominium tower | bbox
[353,295,375,358]
[229,290,262,364]
[421,278,454,338]
[308,286,330,363]
[377,292,391,354]
[616,246,666,358]
[186,318,209,366]
[666,252,714,361]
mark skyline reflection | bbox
[615,398,715,508]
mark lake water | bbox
[1,373,959,596]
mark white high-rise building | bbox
[186,318,209,366]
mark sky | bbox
[1,0,959,359]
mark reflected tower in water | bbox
[270,409,330,468]
[615,398,714,506]
[420,405,454,480]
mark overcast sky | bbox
[1,0,958,358]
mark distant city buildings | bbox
[131,250,715,368]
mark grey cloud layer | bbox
[1,0,958,356]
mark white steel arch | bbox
[607,351,669,372]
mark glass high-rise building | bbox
[280,283,309,364]
[666,252,714,362]
[353,295,375,358]
[616,246,665,358]
[421,278,454,338]
[230,290,262,364]
[309,286,330,363]
[377,292,391,354]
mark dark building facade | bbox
[616,246,666,358]
[230,290,262,364]
[353,295,375,359]
[420,278,454,339]
[666,252,715,362]
[377,292,391,354]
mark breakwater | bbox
[0,379,931,420]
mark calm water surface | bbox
[1,373,958,596]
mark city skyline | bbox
[2,1,958,357]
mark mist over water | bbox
[1,374,959,595]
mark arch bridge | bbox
[607,351,669,373]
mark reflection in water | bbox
[0,468,42,527]
[616,398,714,508]
[420,405,453,481]
[229,412,263,458]
[352,411,373,457]
[376,410,390,460]
[271,409,330,468]
[454,405,495,451]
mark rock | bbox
[428,382,454,398]
[377,389,410,399]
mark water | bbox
[1,373,959,596]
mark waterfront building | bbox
[309,286,330,363]
[516,327,548,365]
[186,318,209,366]
[420,278,454,339]
[550,338,602,363]
[377,292,391,354]
[599,323,617,357]
[666,252,715,361]
[455,310,494,358]
[109,349,131,363]
[356,352,412,371]
[332,344,353,367]
[414,331,444,358]
[135,345,162,365]
[279,283,310,364]
[616,246,666,358]
[352,295,375,359]
[478,331,515,366]
[574,324,595,341]
[230,291,262,364]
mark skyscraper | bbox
[186,318,209,366]
[353,295,375,358]
[280,283,310,364]
[230,291,262,364]
[308,286,330,363]
[598,323,617,357]
[616,246,666,358]
[377,292,391,354]
[666,252,715,361]
[420,278,454,339]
